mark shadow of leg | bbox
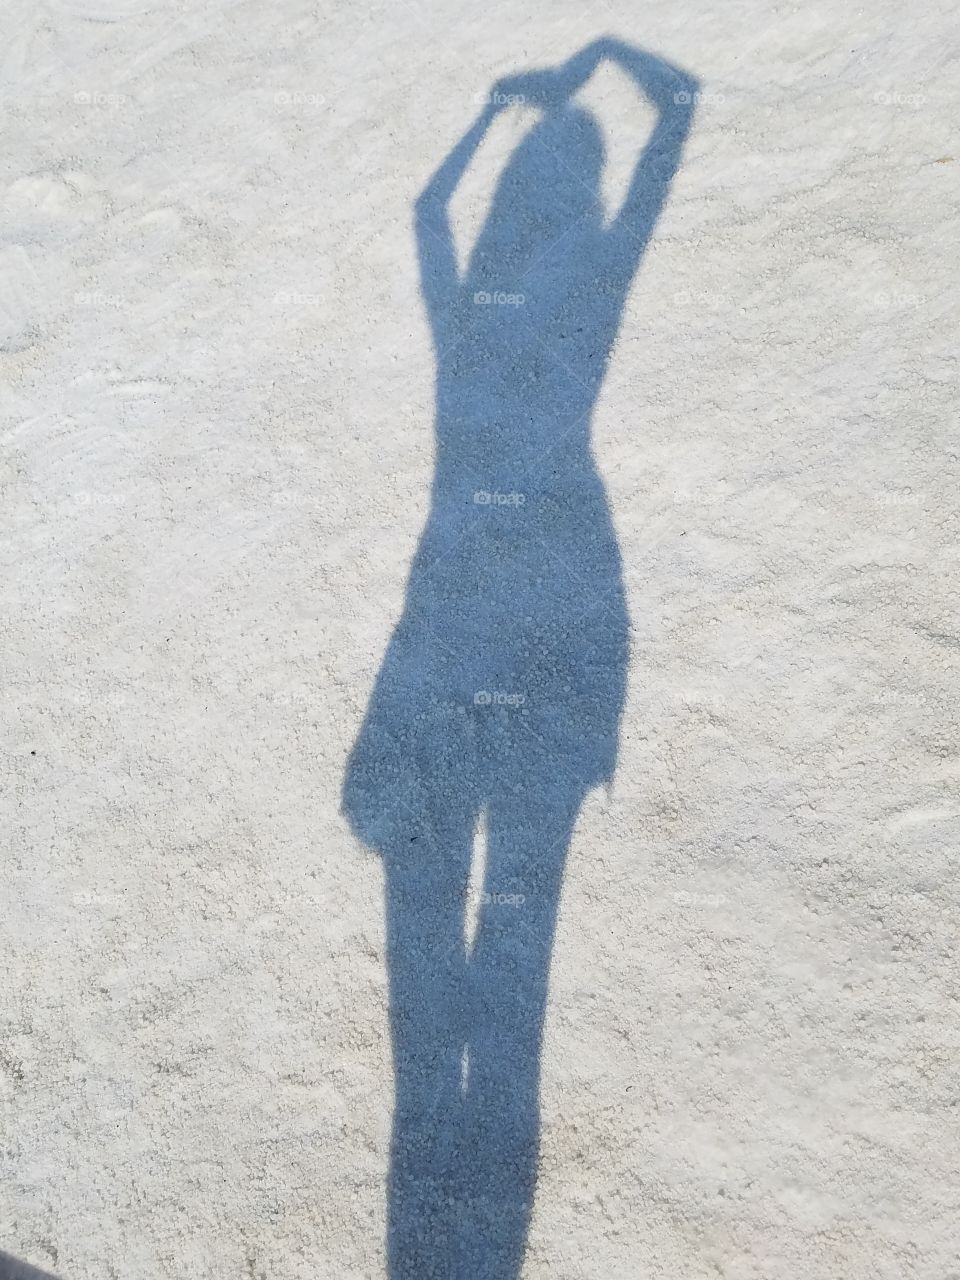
[383,804,476,1280]
[456,778,584,1279]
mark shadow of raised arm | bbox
[414,101,500,347]
[413,39,699,346]
[497,38,699,278]
[592,39,698,261]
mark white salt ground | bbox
[2,0,959,1277]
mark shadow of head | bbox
[465,105,605,280]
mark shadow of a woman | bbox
[343,38,697,1279]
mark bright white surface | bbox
[2,1,959,1276]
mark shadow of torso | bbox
[346,108,630,843]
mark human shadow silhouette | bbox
[343,38,697,1279]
